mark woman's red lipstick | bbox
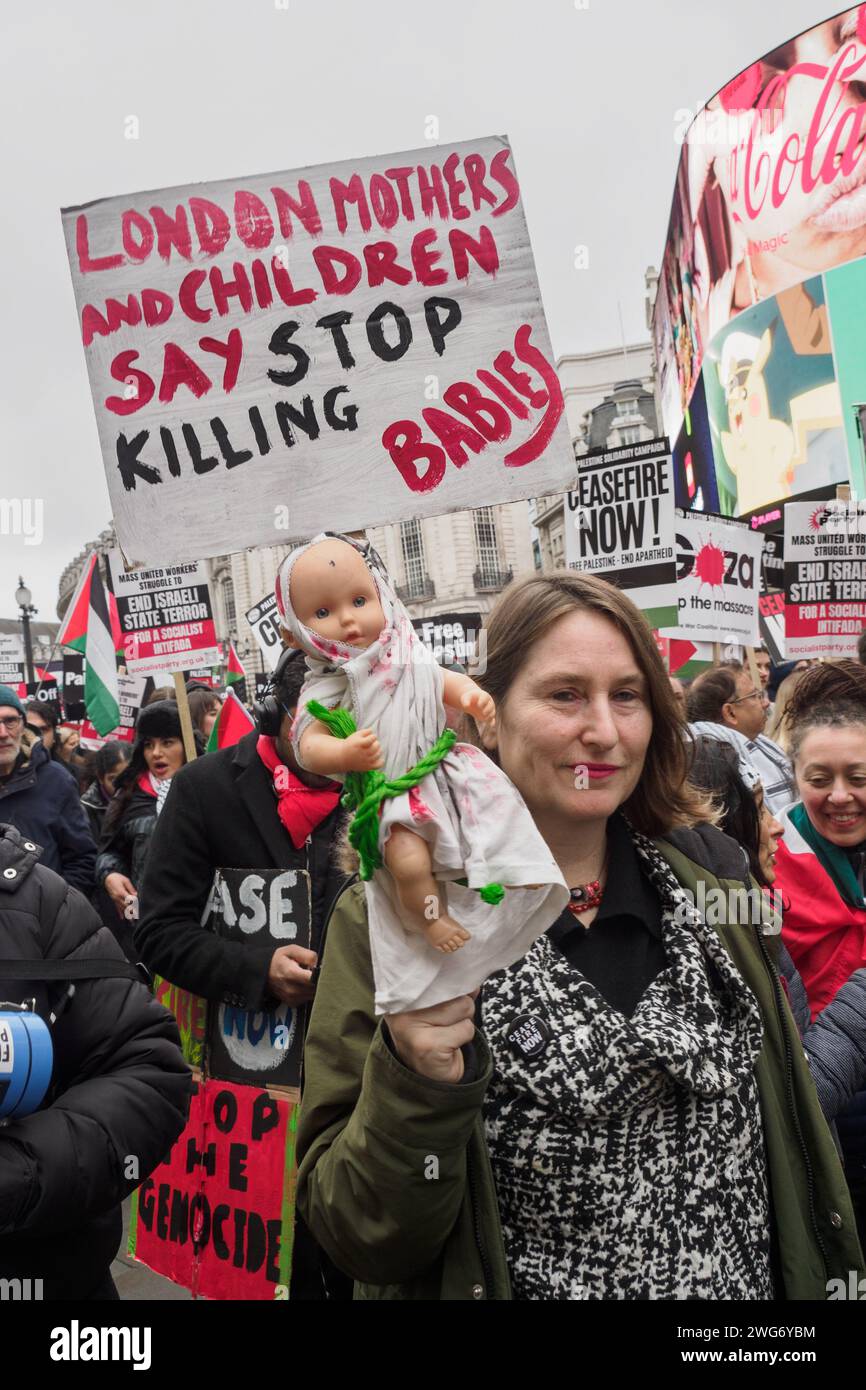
[575,763,619,780]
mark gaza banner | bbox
[660,510,762,645]
[107,549,220,674]
[564,438,677,629]
[61,138,574,567]
[784,500,866,658]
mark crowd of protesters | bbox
[2,570,866,1301]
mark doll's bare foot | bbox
[423,915,471,953]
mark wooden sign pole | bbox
[173,673,198,762]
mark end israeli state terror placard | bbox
[660,511,762,646]
[785,501,866,659]
[61,138,574,567]
[108,549,220,674]
[564,439,677,628]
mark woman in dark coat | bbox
[95,702,199,958]
[0,822,191,1299]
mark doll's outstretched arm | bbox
[298,720,384,775]
[440,669,495,723]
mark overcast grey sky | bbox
[0,0,831,621]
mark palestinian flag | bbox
[103,555,125,656]
[226,641,246,684]
[668,638,713,681]
[56,553,120,736]
[206,688,255,752]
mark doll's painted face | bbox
[290,539,386,648]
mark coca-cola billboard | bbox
[655,7,866,517]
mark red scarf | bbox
[256,735,340,849]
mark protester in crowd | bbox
[56,726,91,791]
[768,658,809,705]
[144,685,175,705]
[95,701,197,956]
[0,685,96,894]
[858,628,866,665]
[688,736,866,1133]
[765,669,807,753]
[686,661,796,815]
[668,674,687,715]
[80,741,132,842]
[0,822,191,1300]
[137,647,351,1299]
[186,687,221,742]
[773,660,866,1246]
[297,573,862,1301]
[754,647,771,690]
[23,699,59,752]
[23,700,79,782]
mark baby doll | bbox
[275,532,568,1015]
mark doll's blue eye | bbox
[315,607,329,619]
[353,596,366,607]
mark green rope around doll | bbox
[306,698,505,904]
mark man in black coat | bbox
[0,686,96,893]
[136,650,350,1298]
[0,823,191,1299]
[136,653,348,1011]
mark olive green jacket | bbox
[297,833,865,1300]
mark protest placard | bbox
[107,550,220,674]
[411,610,482,666]
[61,137,574,566]
[759,533,785,663]
[784,500,866,659]
[128,1076,298,1300]
[62,652,86,720]
[659,511,762,646]
[564,439,677,629]
[245,593,283,672]
[0,636,25,695]
[24,679,61,716]
[203,867,311,1096]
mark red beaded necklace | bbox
[566,857,607,919]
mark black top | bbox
[547,813,666,1018]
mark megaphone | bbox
[0,1003,53,1120]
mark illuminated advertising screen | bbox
[654,6,866,519]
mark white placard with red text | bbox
[61,137,573,566]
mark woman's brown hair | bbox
[782,659,866,762]
[187,687,221,735]
[471,571,714,837]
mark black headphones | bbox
[253,645,302,737]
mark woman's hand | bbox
[386,992,478,1084]
[104,873,137,917]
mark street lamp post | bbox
[15,578,37,686]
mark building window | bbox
[614,396,639,420]
[617,425,643,444]
[221,576,236,628]
[473,507,501,586]
[400,520,427,597]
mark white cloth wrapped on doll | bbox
[277,533,569,1014]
